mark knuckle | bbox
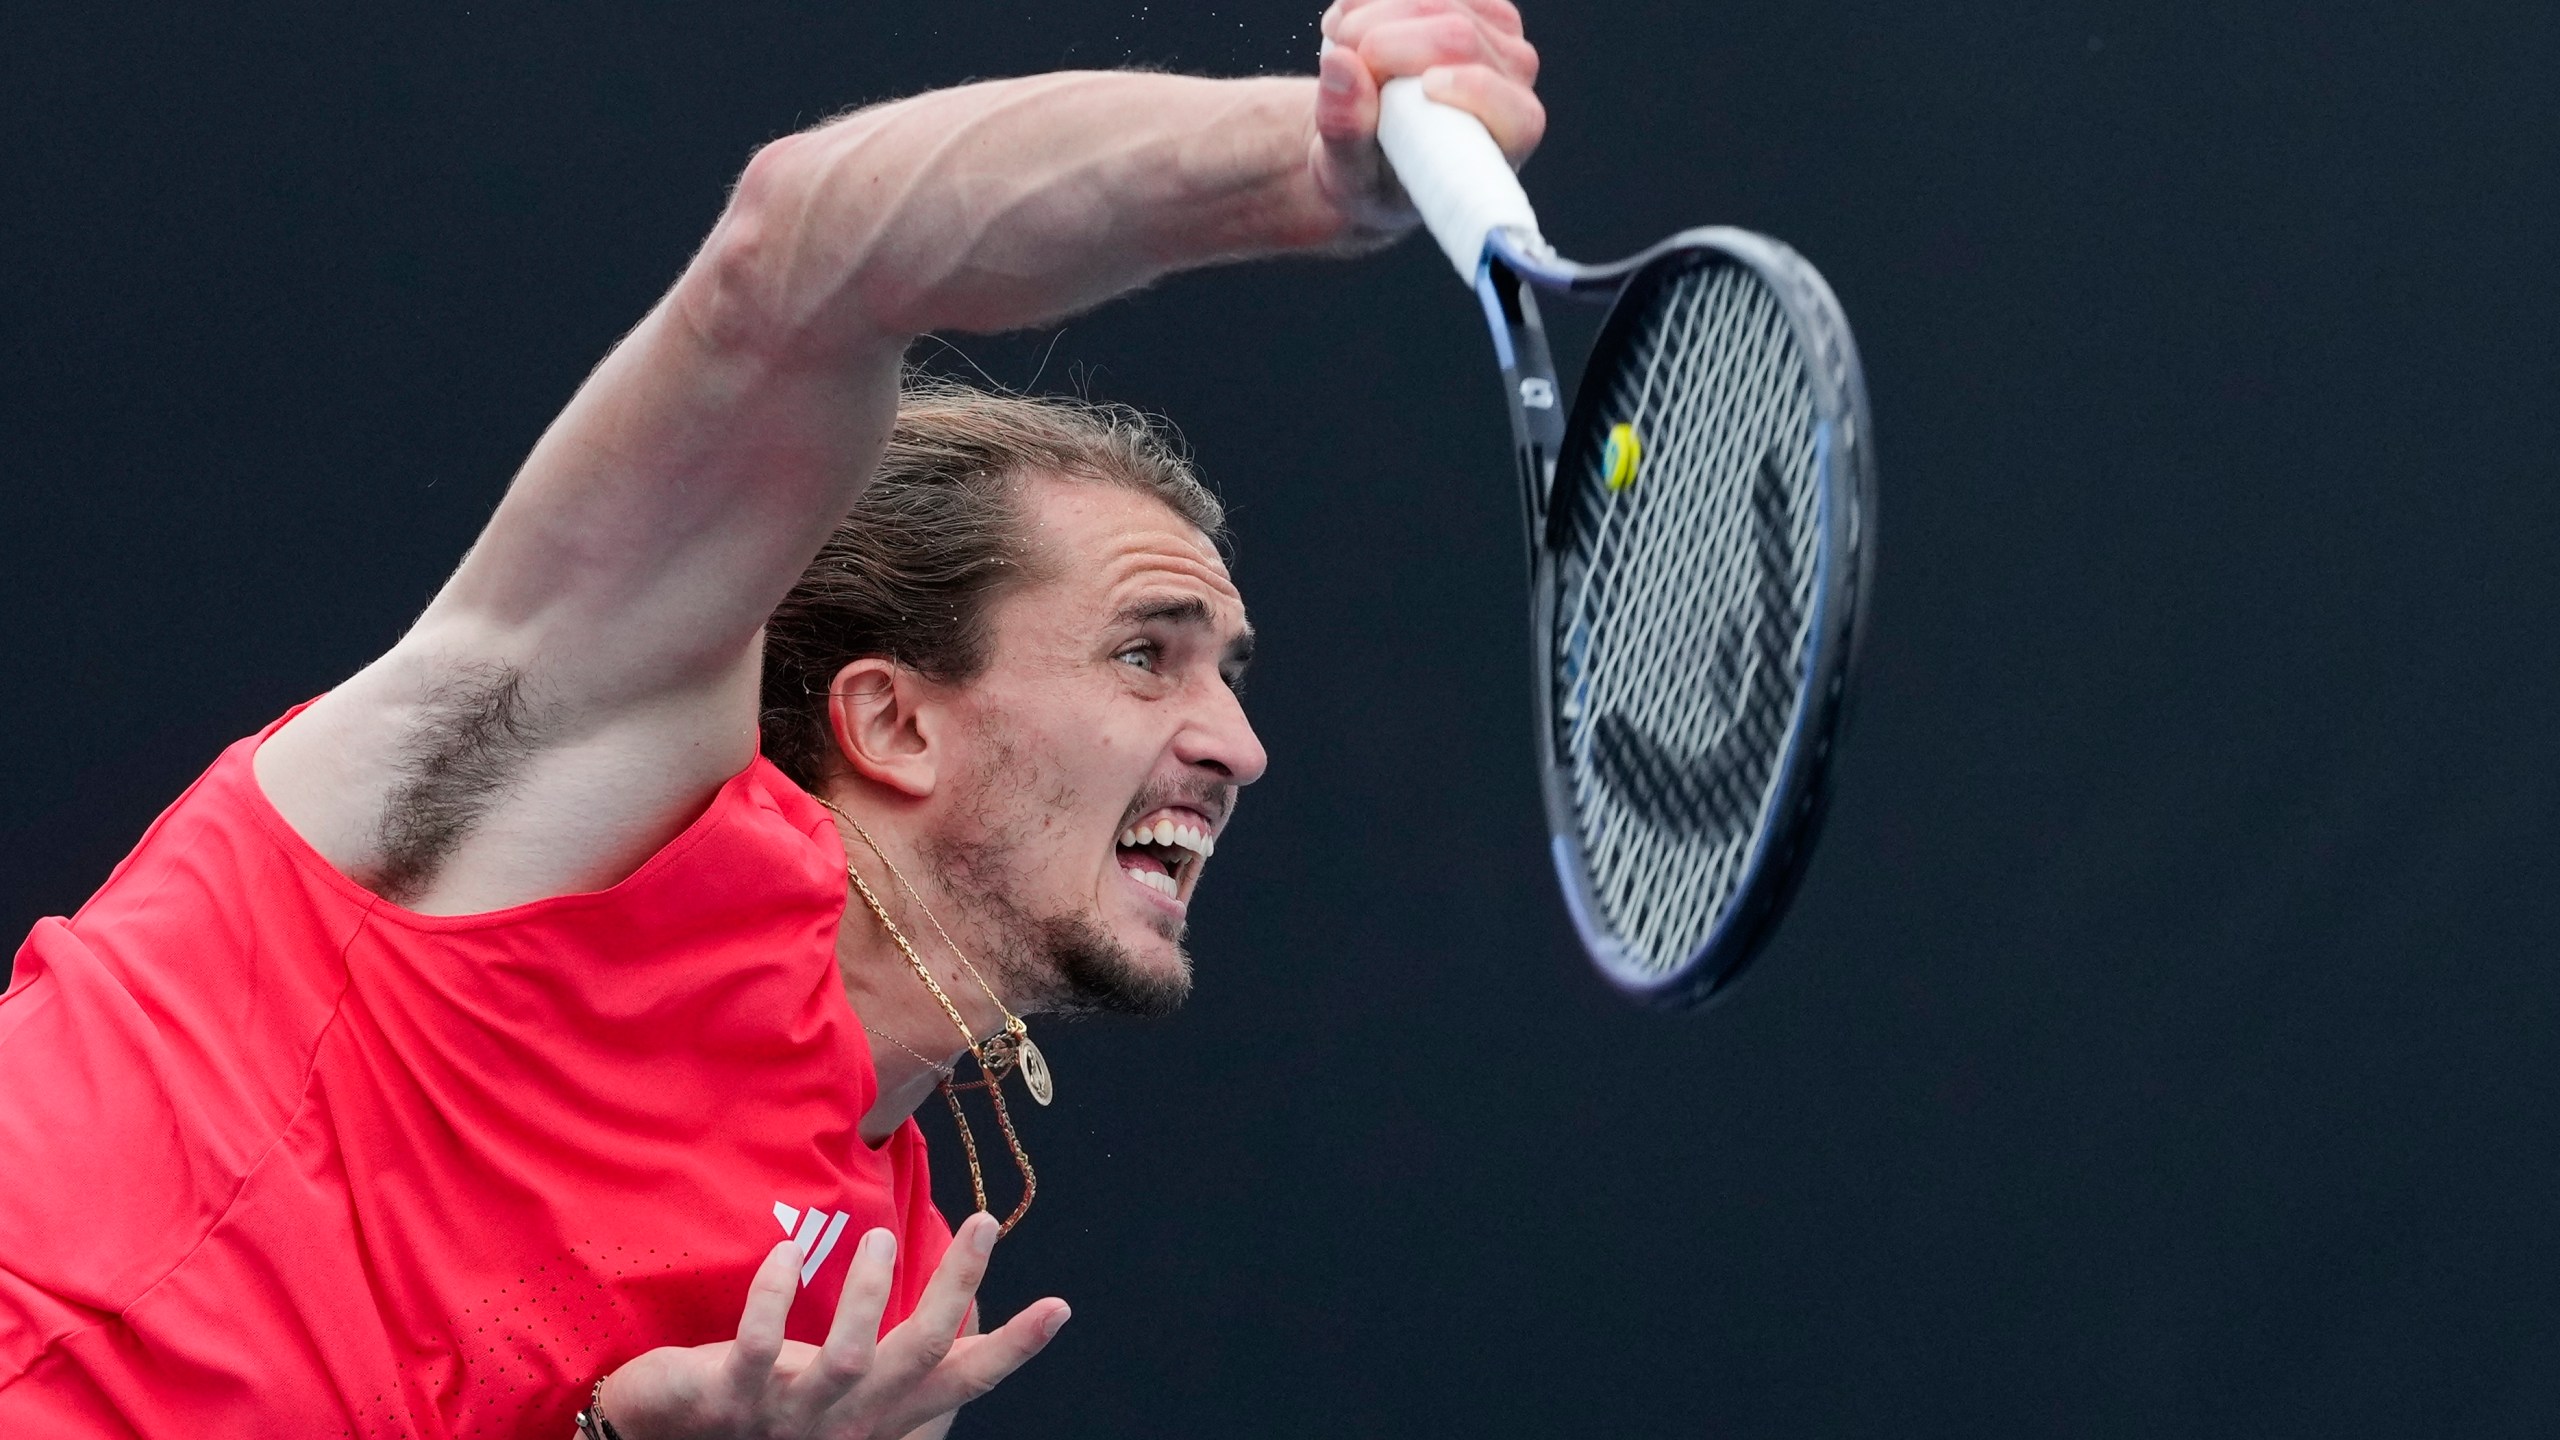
[1357,12,1473,62]
[1439,63,1501,99]
[1431,11,1483,44]
[933,1261,987,1302]
[942,1246,992,1286]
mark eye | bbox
[1114,642,1158,671]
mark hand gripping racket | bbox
[1377,80,1877,1010]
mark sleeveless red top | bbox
[0,710,950,1438]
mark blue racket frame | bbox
[1473,227,1877,1009]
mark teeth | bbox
[1120,817,1217,860]
[1128,868,1179,899]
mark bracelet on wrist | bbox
[574,1375,625,1440]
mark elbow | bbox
[675,130,908,362]
[673,135,807,358]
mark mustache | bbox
[1119,777,1236,832]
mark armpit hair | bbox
[371,662,540,904]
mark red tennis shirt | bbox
[0,710,951,1438]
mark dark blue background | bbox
[6,2,2557,1433]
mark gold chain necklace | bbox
[818,797,1053,1103]
[861,1019,951,1076]
[818,797,1048,1234]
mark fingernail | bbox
[859,1227,892,1262]
[971,1214,999,1254]
[1042,1304,1073,1338]
[1319,52,1353,95]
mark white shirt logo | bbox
[773,1202,853,1285]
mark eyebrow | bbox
[1114,595,1256,668]
[1113,595,1213,630]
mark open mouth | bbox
[1114,809,1216,907]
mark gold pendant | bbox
[1018,1036,1054,1106]
[975,1033,1017,1079]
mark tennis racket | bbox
[1377,80,1877,1010]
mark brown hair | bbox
[758,377,1225,791]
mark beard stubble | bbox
[925,724,1197,1020]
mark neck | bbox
[821,799,1014,1144]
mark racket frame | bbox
[1477,227,1877,1009]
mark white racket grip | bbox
[1374,76,1545,283]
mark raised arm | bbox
[253,1,1542,915]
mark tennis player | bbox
[0,3,1541,1438]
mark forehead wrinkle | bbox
[1017,477,1246,640]
[1095,543,1239,602]
[1093,550,1247,641]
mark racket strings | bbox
[1552,261,1824,979]
[1593,450,1804,838]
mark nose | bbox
[1175,673,1269,788]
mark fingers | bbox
[877,1299,1072,1436]
[722,1240,804,1393]
[861,1212,1001,1396]
[1314,0,1546,172]
[1419,63,1547,167]
[1325,0,1525,44]
[1345,12,1540,87]
[787,1227,897,1412]
[772,1215,1063,1438]
[839,1204,998,1404]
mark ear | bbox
[826,658,944,800]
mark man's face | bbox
[925,475,1264,1017]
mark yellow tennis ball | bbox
[1603,422,1643,491]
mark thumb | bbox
[1311,39,1409,238]
[1315,40,1380,154]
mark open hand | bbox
[597,1213,1067,1440]
[1312,0,1548,239]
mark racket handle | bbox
[1374,76,1546,283]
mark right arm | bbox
[254,5,1544,916]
